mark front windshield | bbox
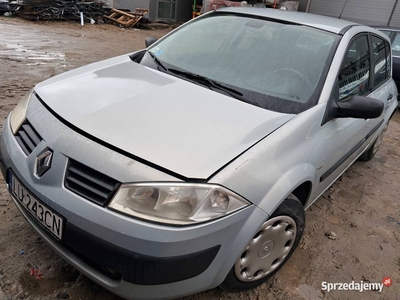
[149,13,338,114]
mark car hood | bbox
[35,55,294,179]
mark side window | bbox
[339,35,370,101]
[372,36,387,87]
[392,33,400,57]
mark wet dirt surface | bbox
[0,16,400,300]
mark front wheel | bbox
[220,194,305,291]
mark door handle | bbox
[387,93,393,101]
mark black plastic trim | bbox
[64,222,220,285]
[338,25,357,36]
[14,121,42,156]
[320,119,384,182]
[321,79,340,126]
[65,159,121,207]
[0,141,6,180]
[368,33,393,90]
[215,10,350,36]
[22,123,41,145]
[129,49,146,63]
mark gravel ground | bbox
[0,16,399,300]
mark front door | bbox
[317,34,371,193]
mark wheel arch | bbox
[291,181,312,207]
[255,163,316,216]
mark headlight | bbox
[10,90,33,134]
[108,183,250,225]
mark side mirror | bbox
[145,37,158,48]
[336,95,384,119]
[321,78,385,125]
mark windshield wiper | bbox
[145,56,245,101]
[168,68,244,100]
[147,51,168,72]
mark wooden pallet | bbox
[103,8,148,27]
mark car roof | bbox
[217,7,359,35]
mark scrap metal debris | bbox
[3,0,112,23]
[0,0,11,13]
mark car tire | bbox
[359,122,388,162]
[219,194,305,292]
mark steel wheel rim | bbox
[234,215,297,282]
[373,123,388,155]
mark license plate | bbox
[9,172,63,240]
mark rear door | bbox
[390,31,400,89]
[368,34,393,119]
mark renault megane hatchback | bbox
[0,8,397,300]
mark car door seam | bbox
[319,119,384,182]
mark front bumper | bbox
[0,95,268,299]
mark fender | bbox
[255,163,315,216]
[209,104,327,216]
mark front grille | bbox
[65,160,120,206]
[15,121,42,155]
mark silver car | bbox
[0,8,397,300]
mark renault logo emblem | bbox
[35,149,53,177]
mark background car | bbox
[0,8,398,300]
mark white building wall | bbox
[308,0,397,26]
